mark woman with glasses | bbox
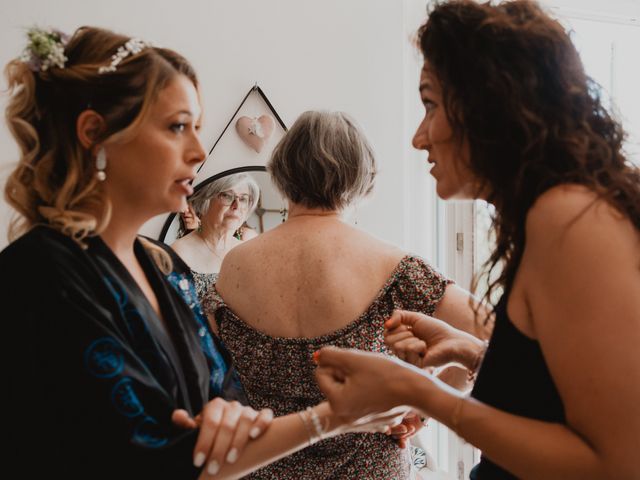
[172,173,260,299]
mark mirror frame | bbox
[158,165,267,243]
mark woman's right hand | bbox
[314,347,428,422]
[384,310,482,370]
[172,398,273,475]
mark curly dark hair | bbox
[417,0,640,309]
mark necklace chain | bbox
[198,232,224,259]
[287,213,340,220]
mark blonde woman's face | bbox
[105,74,205,217]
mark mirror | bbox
[159,168,286,244]
[159,168,286,298]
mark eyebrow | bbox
[419,82,433,94]
[165,109,203,125]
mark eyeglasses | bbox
[218,191,251,208]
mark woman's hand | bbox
[384,310,483,370]
[388,412,424,449]
[314,347,427,422]
[172,399,273,475]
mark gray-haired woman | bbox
[203,110,492,479]
[172,172,260,299]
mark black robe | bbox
[1,225,245,478]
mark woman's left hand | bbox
[388,412,425,448]
[314,347,428,422]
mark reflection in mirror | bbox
[160,168,286,299]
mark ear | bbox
[76,110,106,151]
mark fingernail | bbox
[312,351,320,364]
[194,452,205,468]
[226,448,238,464]
[384,319,393,328]
[249,426,261,439]
[207,460,219,475]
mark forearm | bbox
[435,365,469,391]
[199,404,339,480]
[435,285,494,341]
[411,378,610,480]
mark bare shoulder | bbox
[170,234,199,265]
[521,184,640,306]
[525,184,634,248]
[346,224,407,265]
[217,233,265,282]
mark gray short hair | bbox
[267,111,376,210]
[189,172,260,217]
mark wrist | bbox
[312,402,343,438]
[392,363,436,411]
[461,336,488,372]
[413,379,461,427]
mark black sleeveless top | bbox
[470,295,565,479]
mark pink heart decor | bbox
[235,115,276,153]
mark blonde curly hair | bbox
[4,26,199,271]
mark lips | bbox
[175,177,194,196]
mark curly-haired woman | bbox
[316,2,640,479]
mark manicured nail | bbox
[226,448,238,464]
[194,452,206,468]
[249,426,261,439]
[384,319,393,328]
[312,351,320,364]
[207,460,219,475]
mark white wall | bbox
[1,0,635,258]
[0,0,437,258]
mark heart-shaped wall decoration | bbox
[235,115,276,153]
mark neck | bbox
[98,190,163,259]
[198,222,236,250]
[99,212,147,259]
[287,203,341,219]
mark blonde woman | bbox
[1,27,403,480]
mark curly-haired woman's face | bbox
[412,62,477,200]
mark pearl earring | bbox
[95,147,107,181]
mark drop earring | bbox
[280,199,289,223]
[95,147,107,181]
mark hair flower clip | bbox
[98,38,152,74]
[20,27,69,72]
